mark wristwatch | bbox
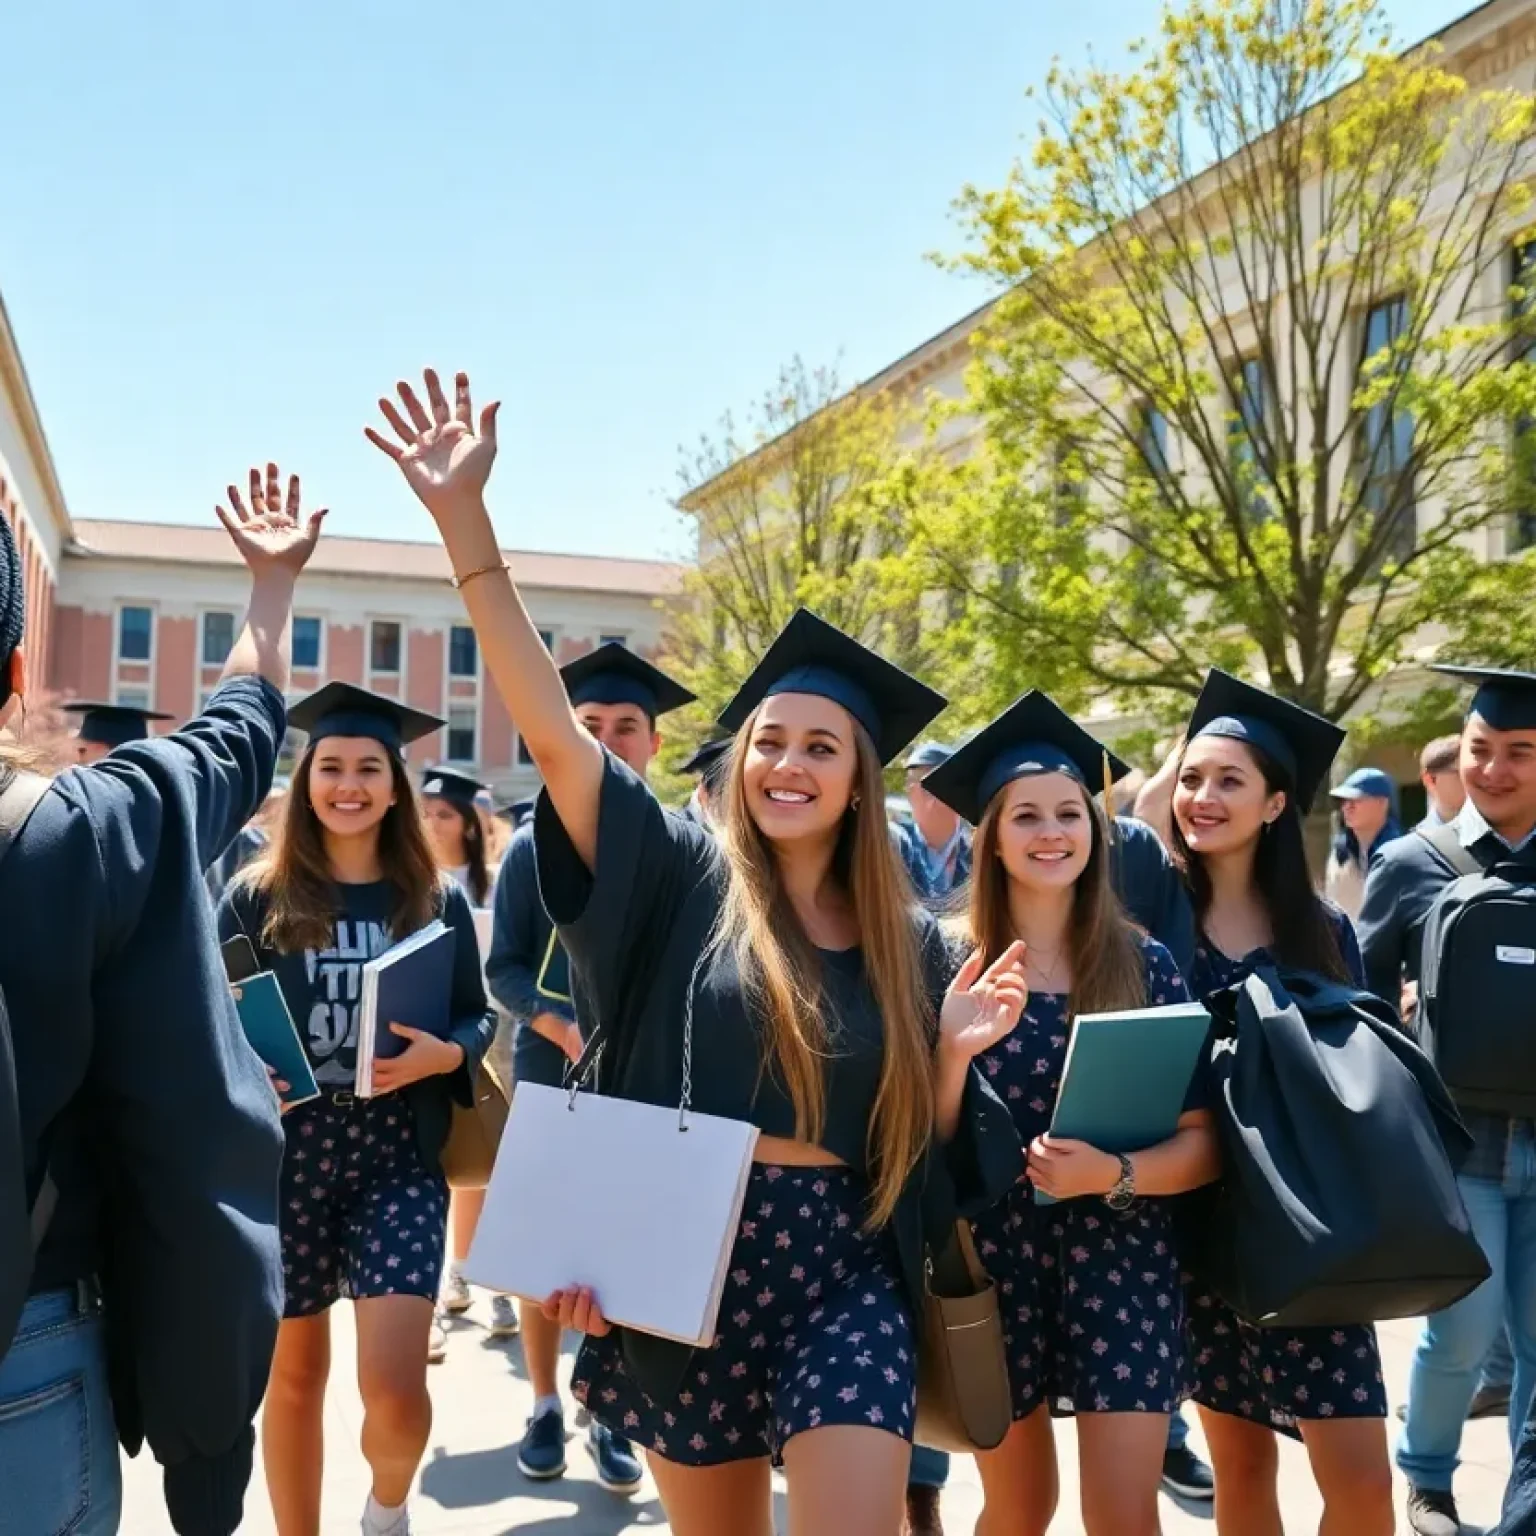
[1104,1153,1137,1211]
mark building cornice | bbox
[0,292,73,542]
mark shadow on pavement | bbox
[419,1442,663,1531]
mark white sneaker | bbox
[361,1498,411,1536]
[488,1294,521,1338]
[440,1266,472,1315]
[427,1317,447,1365]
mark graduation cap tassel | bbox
[1103,749,1116,844]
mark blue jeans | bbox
[1398,1146,1536,1492]
[1486,1322,1516,1393]
[0,1286,120,1536]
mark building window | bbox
[293,615,322,670]
[370,620,402,674]
[448,624,477,678]
[1511,242,1536,552]
[1051,443,1086,527]
[201,610,235,666]
[118,605,153,662]
[446,704,477,763]
[1136,405,1169,479]
[1230,357,1272,522]
[599,632,627,648]
[115,687,150,709]
[536,628,554,652]
[1357,296,1415,564]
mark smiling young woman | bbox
[920,692,1220,1536]
[1169,670,1392,1536]
[364,368,1029,1536]
[219,684,496,1536]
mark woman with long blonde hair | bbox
[365,367,1027,1536]
[922,691,1221,1536]
[220,683,496,1536]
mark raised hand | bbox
[366,369,500,523]
[215,464,326,578]
[939,940,1030,1059]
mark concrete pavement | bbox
[122,1301,1514,1533]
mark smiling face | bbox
[575,701,661,776]
[1462,716,1536,842]
[1173,735,1286,857]
[422,796,469,866]
[740,692,860,845]
[991,771,1094,894]
[306,736,397,841]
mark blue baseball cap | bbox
[1329,767,1397,802]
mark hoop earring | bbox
[850,794,862,811]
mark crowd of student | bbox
[2,369,1535,1536]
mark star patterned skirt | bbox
[571,1164,916,1466]
[1185,1287,1386,1433]
[973,1183,1190,1419]
[277,1094,448,1318]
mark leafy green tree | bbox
[904,0,1536,727]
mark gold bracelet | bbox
[449,559,512,590]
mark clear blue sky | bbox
[3,0,1473,563]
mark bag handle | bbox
[1417,823,1487,880]
[566,946,710,1132]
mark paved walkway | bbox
[123,1302,1514,1533]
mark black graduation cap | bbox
[419,765,488,806]
[560,643,695,723]
[716,609,946,768]
[63,700,172,748]
[496,798,535,827]
[921,691,1130,826]
[1186,668,1345,814]
[287,682,444,754]
[680,736,730,777]
[1430,664,1536,732]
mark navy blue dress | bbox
[1184,911,1388,1431]
[971,936,1196,1418]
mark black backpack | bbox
[0,771,54,1358]
[1416,823,1536,1116]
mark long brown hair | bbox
[240,739,444,953]
[429,796,493,907]
[965,779,1146,1017]
[714,706,934,1230]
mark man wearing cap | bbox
[893,741,972,903]
[62,701,173,765]
[484,642,692,1494]
[1358,667,1536,1536]
[1325,767,1403,921]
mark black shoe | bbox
[1160,1445,1215,1501]
[1469,1380,1512,1420]
[1406,1485,1461,1536]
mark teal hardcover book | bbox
[233,973,319,1107]
[1035,1002,1211,1205]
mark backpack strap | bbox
[1417,822,1485,881]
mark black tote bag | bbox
[1184,966,1489,1328]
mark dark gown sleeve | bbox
[1138,937,1211,1114]
[485,828,572,1024]
[440,883,497,1105]
[532,751,715,1044]
[919,914,1024,1220]
[70,675,285,1534]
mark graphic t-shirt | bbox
[221,881,410,1087]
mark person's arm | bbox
[1132,734,1183,849]
[1356,849,1410,1004]
[1113,817,1196,980]
[933,940,1030,1142]
[484,834,580,1058]
[367,371,603,868]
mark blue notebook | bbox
[232,973,319,1108]
[356,920,455,1097]
[1036,1001,1212,1205]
